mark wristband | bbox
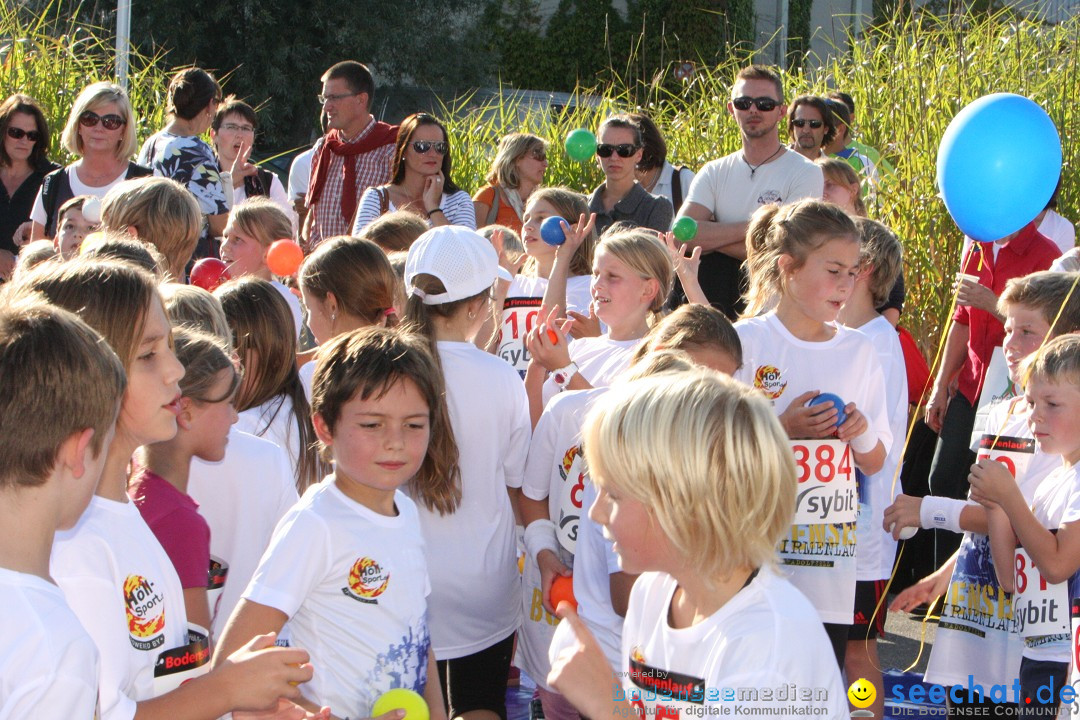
[552,361,579,390]
[920,495,966,533]
[426,207,443,218]
[849,429,878,455]
[524,519,560,560]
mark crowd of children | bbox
[6,60,1080,720]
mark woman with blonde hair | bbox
[30,82,150,241]
[473,132,548,234]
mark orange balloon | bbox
[266,239,304,277]
[550,575,576,610]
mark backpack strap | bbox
[484,186,501,226]
[41,167,74,238]
[670,165,686,213]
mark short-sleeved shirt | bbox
[138,132,228,218]
[129,469,211,591]
[953,222,1060,406]
[683,148,823,318]
[586,181,673,236]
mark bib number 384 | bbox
[790,439,857,525]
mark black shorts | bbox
[436,632,516,720]
[848,579,888,640]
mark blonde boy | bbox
[100,176,201,280]
[549,371,848,719]
[0,295,125,717]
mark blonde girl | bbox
[11,259,313,719]
[735,198,891,668]
[525,227,673,423]
[216,276,322,493]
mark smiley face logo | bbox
[848,678,876,709]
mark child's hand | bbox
[548,603,623,719]
[778,390,838,439]
[567,302,602,339]
[537,549,572,615]
[525,306,573,371]
[889,565,950,613]
[218,632,314,712]
[835,405,869,444]
[662,231,702,281]
[234,699,333,720]
[491,229,526,277]
[882,494,923,540]
[554,213,596,262]
[968,459,1020,511]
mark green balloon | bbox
[672,216,698,242]
[564,129,597,162]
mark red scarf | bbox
[307,121,399,222]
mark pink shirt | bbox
[129,469,211,590]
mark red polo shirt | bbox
[953,221,1060,405]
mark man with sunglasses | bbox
[786,95,836,162]
[304,61,398,249]
[677,65,824,318]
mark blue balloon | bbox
[937,93,1061,242]
[540,216,567,246]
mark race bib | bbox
[976,434,1035,484]
[498,298,542,375]
[207,554,229,628]
[1013,546,1069,638]
[791,439,857,525]
[153,625,211,695]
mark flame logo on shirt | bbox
[123,574,166,648]
[344,557,390,601]
[753,365,787,399]
[630,646,646,664]
[559,445,580,481]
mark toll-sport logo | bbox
[754,365,787,400]
[123,574,167,651]
[559,445,580,481]
[343,557,390,604]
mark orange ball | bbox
[550,575,576,610]
[547,329,559,344]
[266,239,304,277]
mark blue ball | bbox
[937,93,1061,242]
[540,216,567,246]
[809,393,847,428]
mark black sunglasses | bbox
[596,143,640,158]
[791,118,824,129]
[411,140,448,155]
[79,110,126,130]
[732,96,779,112]
[6,127,41,142]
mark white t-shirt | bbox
[188,428,299,639]
[244,482,431,720]
[52,497,189,720]
[237,393,304,488]
[1050,247,1080,273]
[352,189,476,234]
[1022,463,1080,663]
[926,397,1060,689]
[852,315,909,580]
[734,313,891,624]
[30,162,131,227]
[541,335,641,408]
[685,149,824,223]
[415,341,530,659]
[498,274,593,377]
[270,279,303,341]
[288,148,315,202]
[548,480,625,676]
[1038,209,1076,254]
[618,570,848,718]
[0,568,99,719]
[299,360,315,402]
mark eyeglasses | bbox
[6,127,40,142]
[791,118,824,129]
[528,149,547,162]
[317,92,358,105]
[78,111,126,130]
[411,141,448,155]
[596,143,640,158]
[731,96,780,112]
[221,123,255,134]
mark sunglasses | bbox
[411,140,448,155]
[791,118,824,129]
[6,127,41,142]
[596,143,640,158]
[732,96,779,112]
[528,148,547,162]
[79,111,126,130]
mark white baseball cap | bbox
[404,226,513,305]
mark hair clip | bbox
[384,307,396,317]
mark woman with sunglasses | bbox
[139,68,228,259]
[351,113,475,234]
[0,94,58,255]
[587,115,673,237]
[628,113,695,216]
[472,132,547,234]
[29,82,150,242]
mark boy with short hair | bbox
[99,176,201,280]
[0,295,126,717]
[837,218,907,720]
